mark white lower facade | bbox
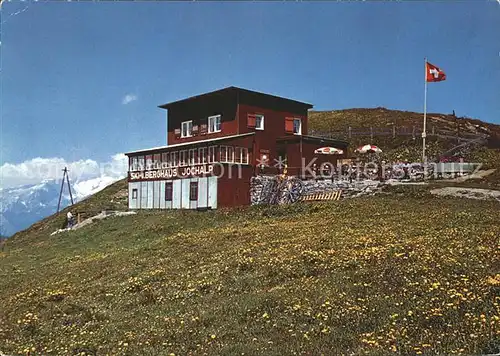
[128,176,218,210]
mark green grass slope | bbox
[1,108,500,355]
[310,108,500,162]
[1,194,499,355]
[309,108,500,186]
[309,108,500,140]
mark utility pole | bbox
[57,167,74,213]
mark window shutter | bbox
[285,117,294,133]
[174,128,181,139]
[247,114,257,128]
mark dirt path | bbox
[430,186,500,201]
[440,169,496,183]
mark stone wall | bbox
[250,175,382,205]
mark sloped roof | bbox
[158,86,313,109]
[124,132,255,156]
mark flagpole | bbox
[422,57,428,163]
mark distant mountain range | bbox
[0,176,122,237]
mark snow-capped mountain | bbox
[0,176,122,237]
[0,153,128,237]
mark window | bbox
[181,121,193,138]
[153,154,161,169]
[170,152,178,167]
[237,147,248,164]
[208,115,221,133]
[137,156,145,171]
[188,149,196,165]
[293,118,302,135]
[162,153,169,168]
[165,182,173,201]
[235,147,242,164]
[179,150,188,166]
[131,157,138,171]
[242,148,249,164]
[219,146,235,163]
[227,146,234,163]
[220,146,228,162]
[132,189,138,199]
[247,113,264,129]
[255,114,264,130]
[189,182,198,201]
[208,146,217,163]
[145,155,153,170]
[234,147,249,164]
[198,147,207,164]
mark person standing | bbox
[66,211,74,229]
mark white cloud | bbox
[72,175,122,200]
[0,154,128,189]
[122,93,137,105]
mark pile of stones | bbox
[250,175,383,205]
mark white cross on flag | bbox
[426,61,446,82]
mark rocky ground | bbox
[430,187,500,201]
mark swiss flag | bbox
[426,61,446,82]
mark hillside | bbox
[1,108,499,355]
[310,108,500,133]
[1,180,499,355]
[309,108,500,167]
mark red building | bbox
[125,86,348,209]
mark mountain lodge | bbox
[124,86,348,209]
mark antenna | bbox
[56,167,75,213]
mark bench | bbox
[301,190,342,202]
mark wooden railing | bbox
[309,125,488,142]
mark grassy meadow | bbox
[1,193,499,355]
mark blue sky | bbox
[2,1,499,165]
